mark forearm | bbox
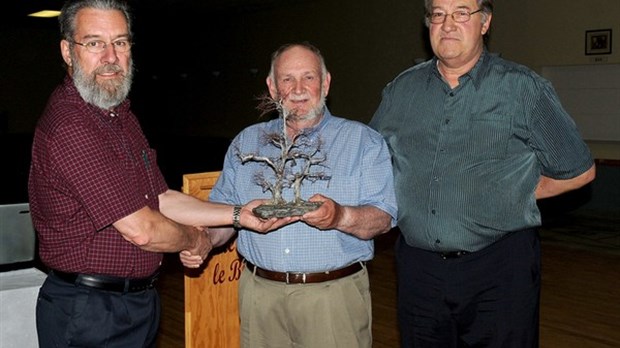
[336,206,392,240]
[159,189,235,227]
[207,227,237,247]
[160,190,296,235]
[113,206,204,252]
[137,220,202,253]
[535,164,596,199]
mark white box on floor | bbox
[0,268,47,348]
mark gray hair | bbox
[267,42,328,83]
[59,0,133,41]
[423,0,493,27]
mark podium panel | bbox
[0,268,46,348]
[182,171,241,348]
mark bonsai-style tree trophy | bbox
[237,93,331,218]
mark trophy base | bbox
[253,201,323,219]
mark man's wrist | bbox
[232,205,242,230]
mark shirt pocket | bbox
[467,114,512,161]
[307,175,360,206]
[142,148,160,204]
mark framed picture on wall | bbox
[585,29,612,55]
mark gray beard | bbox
[71,55,133,110]
[285,95,327,122]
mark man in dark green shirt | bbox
[369,0,595,346]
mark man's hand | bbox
[240,199,300,233]
[300,194,343,230]
[180,226,212,268]
[179,250,203,268]
[301,194,392,240]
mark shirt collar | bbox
[426,48,493,91]
[466,49,493,90]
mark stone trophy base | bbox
[253,201,323,219]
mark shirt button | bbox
[445,119,450,124]
[435,239,441,244]
[449,92,454,97]
[284,248,290,254]
[144,194,149,199]
[431,209,436,215]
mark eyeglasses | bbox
[71,38,132,53]
[427,9,483,24]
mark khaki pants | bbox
[239,265,372,348]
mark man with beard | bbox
[181,42,397,348]
[28,1,293,346]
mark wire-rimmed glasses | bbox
[70,38,132,53]
[427,9,483,24]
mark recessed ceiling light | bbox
[28,10,61,18]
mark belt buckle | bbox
[440,251,467,259]
[148,273,158,288]
[285,272,307,284]
[440,253,450,260]
[128,273,158,292]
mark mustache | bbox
[94,64,124,75]
[286,93,310,102]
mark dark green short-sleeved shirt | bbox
[369,51,594,252]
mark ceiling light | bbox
[28,10,61,18]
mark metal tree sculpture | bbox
[237,93,331,218]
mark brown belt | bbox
[245,261,364,284]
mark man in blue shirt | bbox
[187,42,397,347]
[369,0,595,346]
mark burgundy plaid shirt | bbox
[29,76,168,278]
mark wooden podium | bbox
[182,171,242,348]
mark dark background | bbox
[2,1,617,218]
[2,0,429,204]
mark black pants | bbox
[36,272,160,347]
[396,230,540,348]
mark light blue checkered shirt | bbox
[210,109,397,273]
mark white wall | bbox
[490,0,620,159]
[542,64,620,142]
